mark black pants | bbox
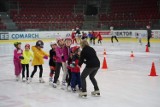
[66,69,72,86]
[111,36,118,43]
[22,64,29,79]
[98,39,102,44]
[30,65,43,78]
[81,67,99,92]
[147,36,151,47]
[53,62,62,83]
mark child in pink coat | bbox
[13,42,23,81]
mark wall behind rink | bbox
[0,30,160,40]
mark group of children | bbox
[13,36,82,92]
[13,40,49,83]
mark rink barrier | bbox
[0,30,160,40]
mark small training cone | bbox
[149,62,158,76]
[130,51,134,57]
[102,57,108,69]
[146,45,149,52]
[103,49,107,55]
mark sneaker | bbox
[52,83,57,88]
[39,78,45,83]
[22,78,26,82]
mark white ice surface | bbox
[0,41,160,107]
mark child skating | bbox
[30,40,49,83]
[13,42,23,81]
[70,46,81,92]
[21,44,33,83]
[49,41,57,82]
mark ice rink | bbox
[0,38,160,107]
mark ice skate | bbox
[91,90,100,96]
[29,77,32,83]
[49,77,53,82]
[79,92,87,98]
[56,80,60,85]
[15,75,20,81]
[67,86,71,92]
[71,88,76,93]
[61,81,66,90]
[52,83,57,88]
[22,78,26,82]
[26,79,30,84]
[39,78,45,83]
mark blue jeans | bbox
[71,72,81,89]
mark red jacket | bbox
[70,54,80,73]
[97,33,102,40]
[71,32,76,39]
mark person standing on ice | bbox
[110,26,119,44]
[146,25,152,47]
[30,40,49,83]
[13,42,23,81]
[96,32,103,45]
[49,41,57,82]
[52,37,69,89]
[136,32,142,45]
[78,40,100,97]
[21,44,33,83]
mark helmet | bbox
[14,42,21,47]
[25,44,30,49]
[56,37,63,43]
[50,41,57,46]
[110,26,114,30]
[36,40,44,48]
[72,46,80,53]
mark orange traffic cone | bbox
[102,57,108,69]
[130,51,134,58]
[146,45,149,52]
[103,49,107,55]
[149,62,158,76]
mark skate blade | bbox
[91,93,100,97]
[79,95,87,99]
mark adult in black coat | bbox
[78,40,100,96]
[146,25,152,47]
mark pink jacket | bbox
[13,49,23,62]
[55,46,69,63]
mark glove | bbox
[43,56,48,59]
[19,56,24,60]
[70,64,75,68]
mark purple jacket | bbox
[13,49,23,62]
[55,46,69,63]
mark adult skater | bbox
[110,26,119,43]
[146,25,152,47]
[78,40,100,97]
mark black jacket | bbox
[79,46,100,68]
[49,49,56,66]
[147,29,152,38]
